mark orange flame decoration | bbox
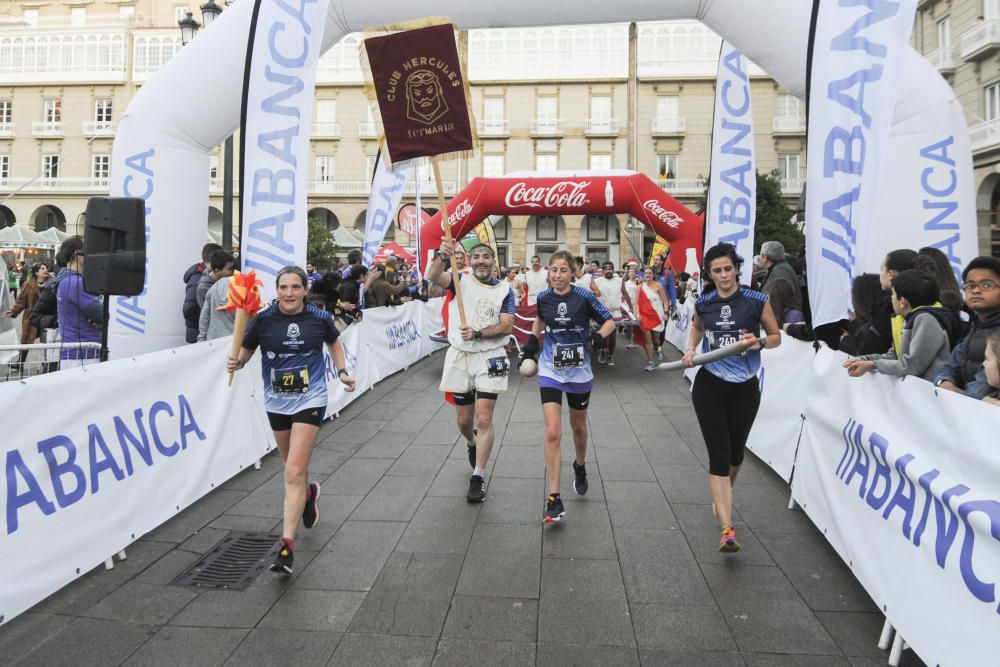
[217,270,264,315]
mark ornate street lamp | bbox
[178,12,200,45]
[200,0,222,26]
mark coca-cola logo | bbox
[442,199,474,231]
[642,200,682,228]
[504,181,591,209]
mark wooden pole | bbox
[432,159,466,327]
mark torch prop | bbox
[217,270,264,386]
[656,342,747,371]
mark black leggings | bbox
[691,368,761,476]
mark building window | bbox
[209,155,218,180]
[92,154,110,179]
[44,99,61,123]
[776,94,801,118]
[0,101,11,124]
[590,154,612,171]
[95,99,112,122]
[483,154,505,178]
[316,99,336,123]
[777,154,800,180]
[536,215,558,240]
[590,95,611,121]
[536,153,558,172]
[937,18,951,49]
[657,154,679,179]
[586,215,609,241]
[986,0,1000,21]
[315,156,335,182]
[986,83,1000,121]
[0,155,9,182]
[42,154,60,179]
[494,216,510,240]
[484,97,504,122]
[537,96,557,121]
[656,95,679,121]
[174,6,191,23]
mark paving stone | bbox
[535,643,640,667]
[355,430,416,458]
[631,603,737,651]
[207,514,281,533]
[730,484,819,535]
[224,629,342,666]
[541,500,617,559]
[123,626,247,666]
[615,528,715,607]
[742,655,850,666]
[397,496,480,554]
[83,580,197,625]
[604,481,678,529]
[432,638,535,666]
[330,633,437,666]
[595,448,656,482]
[701,563,840,656]
[387,444,452,476]
[0,612,73,663]
[16,617,156,667]
[493,445,545,478]
[478,477,546,524]
[672,504,775,566]
[428,458,492,497]
[169,587,284,629]
[640,436,703,466]
[650,462,713,504]
[225,487,284,519]
[305,447,354,474]
[331,420,389,444]
[814,611,887,658]
[134,548,202,585]
[639,648,746,666]
[294,520,405,591]
[323,457,393,496]
[458,524,541,599]
[538,558,634,647]
[177,527,229,555]
[442,595,537,643]
[350,475,435,522]
[144,490,248,543]
[258,589,365,632]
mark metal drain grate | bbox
[174,532,281,591]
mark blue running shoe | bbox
[543,494,566,523]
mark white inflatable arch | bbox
[109,0,972,356]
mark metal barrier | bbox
[0,341,103,381]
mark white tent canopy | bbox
[0,225,53,249]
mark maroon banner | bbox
[364,24,474,164]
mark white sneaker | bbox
[645,361,655,372]
[607,355,616,366]
[655,349,664,361]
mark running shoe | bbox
[543,494,566,523]
[270,540,294,574]
[719,525,740,553]
[467,475,487,503]
[572,461,588,496]
[607,355,616,366]
[645,361,655,372]
[302,481,321,529]
[598,349,607,364]
[467,427,478,469]
[655,348,664,361]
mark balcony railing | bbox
[0,123,14,137]
[926,46,958,74]
[772,116,806,134]
[311,122,341,138]
[961,19,1000,61]
[82,121,115,137]
[656,178,706,196]
[477,119,510,137]
[780,177,804,194]
[358,121,378,138]
[530,119,563,136]
[0,177,110,192]
[969,118,1000,155]
[585,118,620,136]
[32,122,64,137]
[308,180,457,196]
[651,117,686,136]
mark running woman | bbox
[227,266,356,574]
[681,244,780,553]
[427,237,515,503]
[638,267,669,371]
[519,251,615,523]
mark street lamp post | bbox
[178,2,235,253]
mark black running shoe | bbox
[467,475,487,503]
[302,481,321,529]
[543,494,566,523]
[467,428,478,469]
[572,461,588,496]
[270,541,294,574]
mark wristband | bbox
[337,368,348,376]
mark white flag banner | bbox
[239,0,331,302]
[806,0,918,327]
[362,150,408,267]
[706,40,756,285]
[792,346,1000,666]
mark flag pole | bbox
[432,158,466,327]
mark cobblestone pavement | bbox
[2,344,925,666]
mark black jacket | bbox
[182,262,205,344]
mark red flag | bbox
[364,24,475,165]
[637,287,663,333]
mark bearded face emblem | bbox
[475,299,497,328]
[405,69,448,124]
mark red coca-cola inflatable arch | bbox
[418,171,703,269]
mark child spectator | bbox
[982,333,1000,405]
[843,270,958,382]
[934,256,1000,398]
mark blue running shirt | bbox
[243,304,340,414]
[536,286,613,388]
[695,288,767,383]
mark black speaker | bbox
[83,197,146,296]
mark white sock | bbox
[473,467,486,478]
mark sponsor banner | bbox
[363,150,409,267]
[239,0,330,302]
[0,338,275,625]
[364,23,475,165]
[706,40,755,286]
[324,322,379,417]
[792,346,1000,665]
[357,299,430,379]
[806,0,918,327]
[743,334,813,482]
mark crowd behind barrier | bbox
[0,298,447,626]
